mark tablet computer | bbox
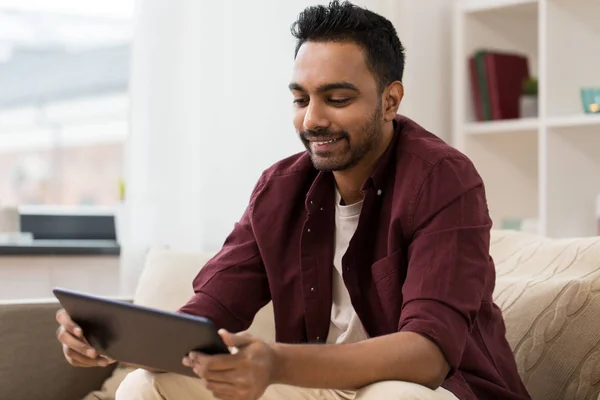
[53,287,229,377]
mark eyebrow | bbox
[288,81,361,94]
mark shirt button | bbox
[377,189,382,196]
[310,200,313,204]
[316,336,321,341]
[310,286,315,292]
[307,228,311,233]
[320,207,324,211]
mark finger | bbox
[218,329,254,349]
[184,355,209,378]
[204,380,236,400]
[56,309,83,338]
[64,345,108,367]
[203,368,235,384]
[101,355,117,364]
[188,359,207,378]
[57,326,97,359]
[188,352,240,372]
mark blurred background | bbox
[3,3,600,399]
[0,0,599,298]
[0,0,133,206]
[0,0,453,297]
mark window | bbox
[0,1,134,207]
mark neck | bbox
[334,122,394,205]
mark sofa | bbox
[2,229,600,400]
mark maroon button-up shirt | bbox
[179,115,531,400]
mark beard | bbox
[299,105,383,172]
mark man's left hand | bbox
[183,329,276,400]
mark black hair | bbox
[290,0,405,91]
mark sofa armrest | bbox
[0,298,125,400]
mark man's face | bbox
[289,41,384,172]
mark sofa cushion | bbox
[0,300,117,400]
[491,230,600,400]
[133,247,215,312]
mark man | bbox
[56,1,531,399]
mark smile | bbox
[312,137,342,145]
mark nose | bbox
[303,101,330,132]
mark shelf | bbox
[460,1,538,125]
[463,115,600,135]
[0,240,120,256]
[463,130,538,228]
[465,118,538,135]
[461,0,538,14]
[546,0,600,117]
[546,114,600,128]
[454,0,600,238]
[545,127,600,238]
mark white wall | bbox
[120,0,308,293]
[120,0,453,294]
[395,1,454,141]
[349,1,453,140]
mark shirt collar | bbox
[360,115,402,194]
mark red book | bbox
[484,52,530,120]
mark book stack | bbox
[469,50,531,121]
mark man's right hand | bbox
[56,309,116,368]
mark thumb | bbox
[218,329,255,349]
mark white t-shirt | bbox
[326,188,369,345]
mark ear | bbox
[382,81,404,122]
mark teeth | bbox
[316,138,338,145]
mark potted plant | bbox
[520,76,538,118]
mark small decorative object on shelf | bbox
[115,178,127,245]
[519,77,538,118]
[118,178,126,202]
[501,217,538,234]
[0,205,19,234]
[581,87,600,114]
[0,204,32,245]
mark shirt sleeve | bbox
[399,155,493,375]
[178,174,271,334]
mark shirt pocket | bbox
[370,249,407,332]
[371,248,406,283]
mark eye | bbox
[293,98,309,107]
[329,98,351,106]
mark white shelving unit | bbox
[452,0,600,238]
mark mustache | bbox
[300,129,349,142]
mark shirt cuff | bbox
[398,299,469,375]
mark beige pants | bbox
[115,369,459,400]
